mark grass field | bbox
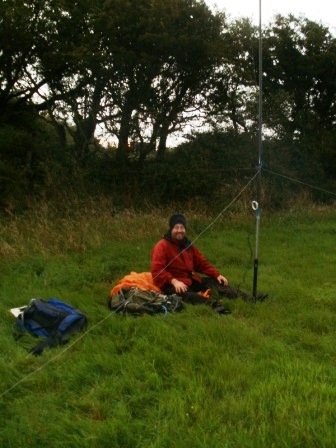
[0,204,335,447]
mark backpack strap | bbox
[29,335,60,356]
[29,314,87,356]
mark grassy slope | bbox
[0,207,335,447]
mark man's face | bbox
[171,223,186,241]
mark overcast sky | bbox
[206,0,336,34]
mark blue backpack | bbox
[15,298,87,355]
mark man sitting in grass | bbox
[151,214,267,313]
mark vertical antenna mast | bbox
[252,0,263,299]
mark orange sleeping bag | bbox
[110,272,161,296]
[110,271,211,299]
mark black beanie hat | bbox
[169,214,187,230]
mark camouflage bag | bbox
[108,287,183,316]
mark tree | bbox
[144,0,224,159]
[100,0,224,161]
[261,15,336,179]
[262,15,336,139]
[0,0,51,114]
[35,0,109,164]
[204,18,260,134]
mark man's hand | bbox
[217,275,228,286]
[171,278,188,294]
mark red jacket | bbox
[151,236,220,290]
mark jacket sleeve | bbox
[150,240,174,290]
[192,246,220,279]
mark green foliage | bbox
[143,130,257,203]
[0,208,336,447]
[0,103,65,210]
[87,130,259,208]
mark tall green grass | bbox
[0,204,335,447]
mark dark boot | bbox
[182,292,231,314]
[209,300,232,315]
